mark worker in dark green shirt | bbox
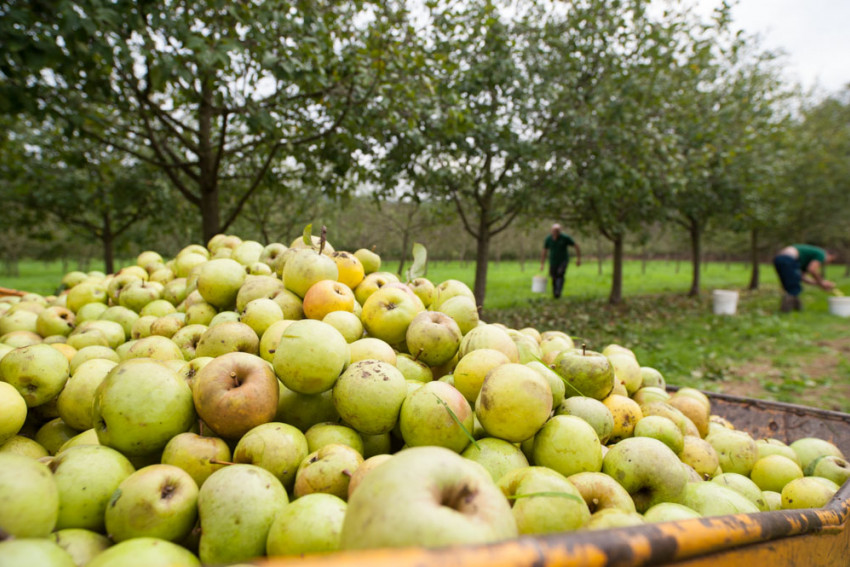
[773,244,837,312]
[540,223,581,299]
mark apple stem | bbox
[342,469,353,478]
[413,347,424,362]
[198,420,205,437]
[209,459,237,466]
[319,225,327,255]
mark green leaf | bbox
[302,224,313,247]
[432,393,479,450]
[407,242,427,282]
[506,491,584,503]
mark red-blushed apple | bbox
[498,466,590,534]
[302,280,356,320]
[475,363,552,443]
[273,319,350,394]
[93,359,195,456]
[193,352,279,440]
[341,446,517,549]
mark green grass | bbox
[4,257,850,412]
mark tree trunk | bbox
[100,209,115,274]
[609,235,624,305]
[473,231,491,313]
[688,222,701,297]
[748,228,760,290]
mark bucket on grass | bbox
[531,275,547,294]
[712,289,739,315]
[828,296,850,317]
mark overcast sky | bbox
[699,0,850,96]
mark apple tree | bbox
[1,0,411,242]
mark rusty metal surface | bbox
[687,389,850,455]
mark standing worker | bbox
[540,223,581,299]
[773,244,837,312]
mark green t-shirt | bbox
[544,233,576,268]
[793,244,827,272]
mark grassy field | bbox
[3,257,850,411]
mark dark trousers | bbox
[550,261,568,299]
[773,254,802,296]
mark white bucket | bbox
[531,275,547,294]
[828,296,850,317]
[712,290,739,315]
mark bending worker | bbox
[773,244,836,312]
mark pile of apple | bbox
[1,232,848,567]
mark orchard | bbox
[0,229,848,567]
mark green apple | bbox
[0,539,75,567]
[602,437,688,513]
[259,243,289,274]
[361,286,424,345]
[68,345,119,373]
[234,422,310,491]
[105,464,199,542]
[763,490,782,511]
[98,306,139,340]
[791,437,845,472]
[639,366,666,389]
[643,502,701,523]
[170,324,208,360]
[140,299,177,318]
[678,436,720,479]
[294,443,364,499]
[706,428,758,476]
[275,384,339,432]
[552,348,615,401]
[266,493,348,556]
[198,464,288,564]
[602,394,643,443]
[66,282,108,313]
[160,429,230,486]
[533,415,602,477]
[162,278,189,306]
[57,358,117,431]
[348,337,397,365]
[525,360,566,409]
[332,360,407,435]
[304,422,364,455]
[340,446,516,549]
[196,258,247,309]
[436,295,480,335]
[680,482,761,516]
[399,381,474,452]
[452,348,510,404]
[405,311,462,367]
[36,306,76,338]
[781,476,840,510]
[183,301,216,326]
[461,437,529,483]
[273,319,349,394]
[193,352,279,439]
[240,297,284,338]
[231,240,264,265]
[475,363,552,443]
[0,453,59,537]
[272,289,305,320]
[633,415,684,455]
[322,310,364,343]
[556,396,614,444]
[756,438,801,465]
[810,455,850,486]
[51,529,112,566]
[283,248,339,298]
[606,352,642,395]
[49,444,135,531]
[566,471,637,514]
[711,472,769,511]
[1,343,70,407]
[669,394,710,438]
[631,386,670,406]
[35,418,79,456]
[498,466,590,534]
[258,319,295,363]
[194,321,259,358]
[429,279,475,311]
[129,315,157,339]
[86,537,200,567]
[118,281,163,313]
[585,508,645,530]
[640,401,698,438]
[0,380,27,443]
[395,352,434,383]
[56,428,100,453]
[123,335,184,361]
[457,324,519,363]
[750,454,804,493]
[93,359,196,456]
[235,275,285,312]
[354,248,381,275]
